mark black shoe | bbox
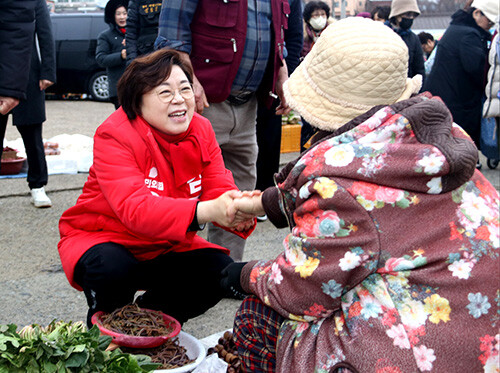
[224,285,248,300]
[220,262,249,300]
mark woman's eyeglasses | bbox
[157,86,194,103]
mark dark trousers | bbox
[0,114,48,189]
[300,117,316,153]
[256,102,282,191]
[74,242,234,327]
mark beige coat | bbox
[483,33,500,118]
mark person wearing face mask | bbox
[386,0,425,83]
[424,0,498,167]
[300,1,332,151]
[301,1,332,59]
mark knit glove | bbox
[220,262,249,300]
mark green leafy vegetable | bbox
[0,321,159,372]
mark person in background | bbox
[356,11,371,18]
[301,1,332,59]
[424,0,498,167]
[223,18,499,372]
[418,31,438,75]
[58,50,256,328]
[483,30,499,120]
[46,0,55,13]
[0,0,36,116]
[255,0,303,222]
[300,0,333,152]
[0,0,56,208]
[155,0,291,262]
[387,0,425,84]
[125,0,161,65]
[371,5,390,22]
[96,0,128,109]
[481,27,499,161]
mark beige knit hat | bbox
[389,0,421,19]
[283,17,422,131]
[471,0,499,23]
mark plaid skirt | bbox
[233,296,284,372]
[233,296,353,373]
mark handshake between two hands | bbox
[197,189,266,232]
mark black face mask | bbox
[399,17,413,30]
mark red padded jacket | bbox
[59,109,251,289]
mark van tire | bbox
[88,71,109,101]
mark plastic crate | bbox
[280,124,301,153]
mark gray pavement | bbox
[1,100,499,340]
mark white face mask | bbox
[309,16,327,31]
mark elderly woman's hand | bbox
[233,192,265,216]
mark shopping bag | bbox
[480,117,499,161]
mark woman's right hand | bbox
[197,190,253,228]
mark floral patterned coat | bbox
[240,94,500,372]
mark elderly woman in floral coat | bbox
[226,18,500,372]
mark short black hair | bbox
[104,0,128,25]
[418,32,434,45]
[370,6,390,21]
[303,1,331,22]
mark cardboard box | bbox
[280,124,302,153]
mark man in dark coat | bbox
[0,0,56,208]
[0,0,36,115]
[125,0,161,65]
[424,1,496,162]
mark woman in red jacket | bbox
[58,49,255,327]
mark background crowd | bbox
[2,0,498,208]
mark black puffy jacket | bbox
[125,0,161,64]
[0,0,36,100]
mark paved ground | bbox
[1,99,499,340]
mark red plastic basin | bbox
[0,157,26,175]
[91,309,182,348]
